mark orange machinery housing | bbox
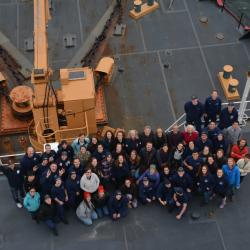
[28,0,97,151]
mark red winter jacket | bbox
[182,131,199,144]
[230,145,248,161]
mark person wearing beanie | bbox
[76,192,98,225]
[65,170,81,208]
[37,195,58,236]
[121,179,138,208]
[156,178,174,207]
[108,190,128,220]
[51,177,69,224]
[80,168,100,193]
[137,164,160,189]
[138,177,156,204]
[92,185,110,218]
[23,187,40,221]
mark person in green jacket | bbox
[23,187,40,221]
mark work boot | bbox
[52,228,58,236]
[219,198,226,209]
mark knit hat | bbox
[115,190,122,196]
[177,167,184,172]
[149,164,156,171]
[174,187,184,195]
[98,185,105,194]
[83,192,91,199]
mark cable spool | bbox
[228,78,239,93]
[223,65,233,79]
[9,86,33,119]
[134,0,142,13]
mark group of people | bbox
[0,90,249,236]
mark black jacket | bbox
[92,193,110,208]
[0,165,24,188]
[37,202,56,221]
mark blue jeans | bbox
[81,211,98,226]
[96,206,109,218]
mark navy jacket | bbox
[20,153,41,176]
[204,96,221,119]
[125,138,142,154]
[172,173,193,191]
[196,138,213,152]
[184,156,203,177]
[57,145,74,160]
[213,138,227,154]
[214,176,229,194]
[40,170,59,196]
[67,164,84,178]
[139,132,155,147]
[184,101,204,124]
[156,182,174,201]
[108,195,128,215]
[0,165,24,189]
[138,182,155,202]
[196,174,215,193]
[65,176,81,200]
[219,108,238,129]
[51,184,65,202]
[92,150,107,162]
[204,127,221,141]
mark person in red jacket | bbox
[182,125,199,145]
[231,139,248,161]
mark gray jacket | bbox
[225,126,242,145]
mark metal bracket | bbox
[63,34,77,48]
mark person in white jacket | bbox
[76,192,98,225]
[237,154,250,183]
[80,168,100,193]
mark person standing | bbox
[51,177,69,224]
[237,154,250,183]
[0,160,25,208]
[184,96,204,133]
[219,103,238,130]
[204,90,221,126]
[23,187,40,221]
[222,158,240,201]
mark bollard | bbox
[228,78,239,93]
[134,0,142,13]
[147,0,154,6]
[223,65,233,79]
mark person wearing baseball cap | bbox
[169,187,188,220]
[76,192,98,226]
[51,177,69,224]
[184,95,204,134]
[108,190,128,220]
[138,176,156,205]
[65,170,81,209]
[92,185,110,218]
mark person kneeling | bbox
[169,187,188,220]
[76,192,98,226]
[156,178,174,207]
[138,177,156,205]
[109,190,128,221]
